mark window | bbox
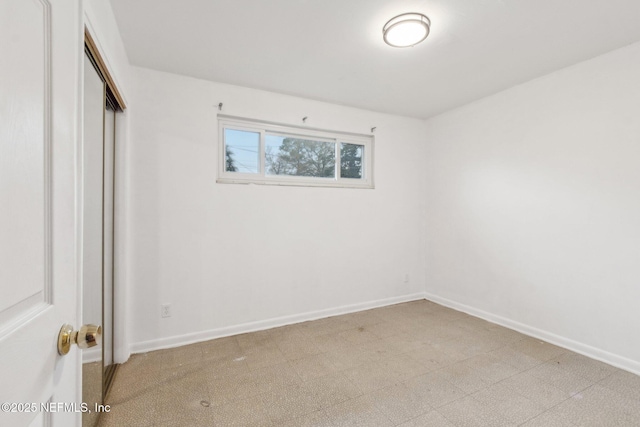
[218,116,374,188]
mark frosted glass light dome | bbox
[383,13,431,48]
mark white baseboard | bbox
[130,292,427,354]
[424,292,640,376]
[82,347,101,364]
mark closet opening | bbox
[82,28,126,427]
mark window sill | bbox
[216,177,374,189]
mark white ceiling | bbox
[109,0,640,119]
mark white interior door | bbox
[0,0,82,426]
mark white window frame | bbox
[217,115,374,189]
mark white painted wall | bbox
[92,1,640,373]
[424,41,640,373]
[84,0,131,106]
[127,67,427,351]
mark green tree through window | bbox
[225,145,237,172]
[340,143,363,178]
[220,118,373,188]
[266,138,335,177]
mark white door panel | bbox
[0,0,48,326]
[1,0,82,425]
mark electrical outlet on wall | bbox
[404,274,410,284]
[161,304,171,318]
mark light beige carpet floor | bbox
[94,300,640,426]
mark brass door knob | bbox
[57,324,102,355]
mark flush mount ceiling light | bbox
[382,13,431,48]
